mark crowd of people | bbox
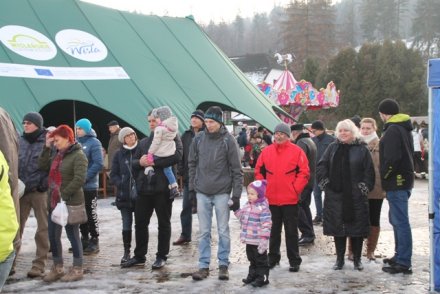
[0,97,417,290]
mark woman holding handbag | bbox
[38,125,87,282]
[110,127,139,265]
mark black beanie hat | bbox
[205,106,223,124]
[350,115,361,128]
[378,98,399,115]
[191,109,205,123]
[290,123,304,131]
[311,120,325,130]
[23,112,43,129]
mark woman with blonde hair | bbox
[316,119,375,271]
[360,118,385,260]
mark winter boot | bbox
[333,237,346,270]
[169,183,180,199]
[242,267,257,284]
[347,237,353,261]
[251,274,270,287]
[61,266,83,282]
[43,264,64,282]
[83,237,99,255]
[352,237,364,271]
[366,226,380,260]
[121,231,132,265]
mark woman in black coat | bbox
[110,127,139,265]
[316,119,375,271]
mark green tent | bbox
[0,0,284,142]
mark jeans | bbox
[133,190,173,261]
[197,192,230,268]
[298,187,315,239]
[269,204,302,267]
[48,212,83,266]
[386,190,412,267]
[179,184,192,240]
[313,183,323,218]
[80,190,99,239]
[0,251,15,292]
[120,207,134,232]
[153,155,177,186]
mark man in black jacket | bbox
[291,124,317,245]
[173,110,205,245]
[378,98,414,275]
[121,109,183,270]
[311,120,335,224]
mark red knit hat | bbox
[50,124,75,143]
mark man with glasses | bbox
[16,112,49,278]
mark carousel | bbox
[258,53,339,123]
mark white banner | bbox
[0,62,130,80]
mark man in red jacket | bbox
[255,122,310,272]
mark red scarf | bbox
[49,152,64,209]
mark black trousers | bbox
[80,189,99,239]
[269,204,302,266]
[298,187,315,239]
[133,191,173,261]
[246,244,269,279]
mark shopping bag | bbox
[51,200,68,226]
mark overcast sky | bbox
[82,0,339,25]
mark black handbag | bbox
[126,161,138,201]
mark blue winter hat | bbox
[75,118,92,133]
[205,106,223,124]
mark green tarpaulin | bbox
[0,0,283,139]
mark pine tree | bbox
[412,0,440,58]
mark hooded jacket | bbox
[379,114,414,191]
[77,130,104,190]
[188,126,243,200]
[294,133,317,190]
[39,143,88,207]
[254,140,310,205]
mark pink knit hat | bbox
[247,180,267,201]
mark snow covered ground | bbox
[4,179,430,293]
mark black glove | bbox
[318,178,329,191]
[229,197,240,212]
[358,182,369,196]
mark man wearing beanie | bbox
[290,124,317,246]
[75,118,104,255]
[255,122,310,273]
[378,98,414,275]
[107,120,122,172]
[189,106,243,281]
[173,109,205,246]
[17,111,49,278]
[311,120,335,224]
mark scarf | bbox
[361,132,378,144]
[49,151,65,209]
[123,141,138,150]
[23,129,44,144]
[329,144,355,222]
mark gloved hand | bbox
[229,197,240,212]
[258,238,269,254]
[146,153,154,164]
[358,182,369,196]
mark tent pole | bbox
[73,100,77,140]
[428,87,434,292]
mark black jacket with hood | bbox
[379,113,414,191]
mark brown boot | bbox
[347,238,353,261]
[43,264,64,282]
[60,266,83,282]
[366,226,380,260]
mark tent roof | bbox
[0,0,284,135]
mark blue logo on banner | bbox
[35,68,53,76]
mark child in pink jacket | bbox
[234,180,272,287]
